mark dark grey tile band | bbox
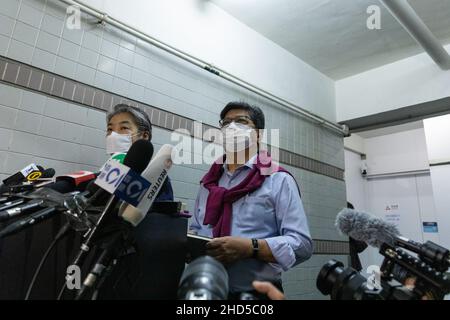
[429,160,450,167]
[0,56,344,181]
[313,240,349,255]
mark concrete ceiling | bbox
[211,0,450,79]
[357,120,423,138]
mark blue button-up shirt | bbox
[190,155,313,293]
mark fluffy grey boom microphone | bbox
[335,208,400,248]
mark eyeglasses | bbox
[219,116,254,128]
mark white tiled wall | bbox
[0,0,344,169]
[0,0,347,299]
[0,83,107,176]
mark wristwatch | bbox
[251,238,259,259]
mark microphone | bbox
[0,165,52,195]
[42,168,56,179]
[336,208,450,271]
[4,185,92,234]
[0,206,58,239]
[66,140,153,300]
[335,208,399,248]
[1,164,45,186]
[0,199,25,211]
[0,168,81,196]
[74,231,126,300]
[54,171,97,191]
[3,167,56,194]
[69,140,154,269]
[0,199,45,222]
[55,171,97,186]
[0,186,90,237]
[82,152,137,208]
[119,144,174,226]
[34,171,98,195]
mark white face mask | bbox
[106,131,138,154]
[221,122,256,152]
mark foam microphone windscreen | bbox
[41,168,56,179]
[335,208,400,248]
[123,140,154,174]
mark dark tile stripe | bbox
[313,239,349,255]
[0,55,344,181]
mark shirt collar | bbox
[223,153,258,175]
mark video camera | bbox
[317,235,450,300]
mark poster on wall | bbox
[422,222,438,233]
[384,204,400,226]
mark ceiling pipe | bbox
[380,0,450,70]
[58,0,348,136]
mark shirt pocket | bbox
[244,194,268,207]
[235,194,275,228]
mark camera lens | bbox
[317,259,369,300]
[316,259,344,295]
[178,256,229,300]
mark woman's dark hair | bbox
[107,104,152,139]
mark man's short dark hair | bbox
[220,101,265,129]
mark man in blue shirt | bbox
[190,101,312,299]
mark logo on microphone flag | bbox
[95,159,151,206]
[95,160,130,194]
[111,152,126,164]
[115,170,151,207]
[26,170,43,181]
[20,163,39,177]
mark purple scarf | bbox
[201,152,290,237]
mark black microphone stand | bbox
[57,195,120,300]
[75,231,125,300]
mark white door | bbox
[367,175,424,241]
[360,173,438,270]
[415,174,440,244]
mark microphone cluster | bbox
[1,141,176,300]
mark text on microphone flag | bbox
[95,159,151,207]
[20,163,39,177]
[115,170,151,207]
[95,160,131,193]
